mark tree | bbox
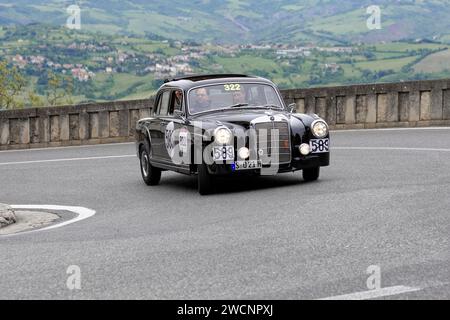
[27,91,44,107]
[0,60,26,110]
[46,71,73,106]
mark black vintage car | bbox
[135,74,330,195]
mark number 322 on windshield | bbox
[224,84,241,91]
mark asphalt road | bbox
[0,127,449,299]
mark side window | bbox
[154,94,162,115]
[169,89,183,115]
[159,91,170,116]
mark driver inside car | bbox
[192,88,211,113]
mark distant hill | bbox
[1,0,450,44]
[2,23,450,108]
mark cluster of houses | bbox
[11,54,95,81]
[66,42,110,52]
[144,63,193,78]
[137,47,206,78]
[276,45,353,57]
[9,39,354,82]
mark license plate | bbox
[233,160,262,171]
[310,138,330,153]
[213,146,234,161]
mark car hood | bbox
[190,108,290,130]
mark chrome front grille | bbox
[254,121,291,164]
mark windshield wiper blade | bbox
[228,104,281,110]
[228,103,249,108]
[193,104,279,116]
[262,104,281,109]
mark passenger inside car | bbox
[171,89,183,114]
[232,89,247,104]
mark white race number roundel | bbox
[165,121,176,158]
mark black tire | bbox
[198,163,214,195]
[140,143,161,186]
[303,167,320,182]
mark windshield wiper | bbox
[262,104,282,109]
[228,103,249,108]
[193,103,279,116]
[227,103,281,109]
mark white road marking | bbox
[1,145,450,167]
[6,205,96,235]
[333,146,450,152]
[332,126,450,133]
[0,142,134,153]
[0,154,135,166]
[0,127,448,154]
[318,285,421,300]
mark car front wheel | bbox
[140,144,161,186]
[198,163,215,195]
[303,167,320,182]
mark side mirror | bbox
[288,103,296,114]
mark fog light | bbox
[238,147,250,159]
[299,143,310,155]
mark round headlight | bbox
[311,120,328,138]
[238,147,250,159]
[214,127,232,145]
[299,143,310,156]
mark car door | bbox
[159,88,188,164]
[150,90,171,161]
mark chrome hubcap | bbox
[141,151,149,177]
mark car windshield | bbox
[188,83,283,114]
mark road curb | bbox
[0,203,16,228]
[0,210,59,236]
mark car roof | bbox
[160,74,276,91]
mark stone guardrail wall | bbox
[0,98,154,150]
[1,78,450,150]
[281,78,450,130]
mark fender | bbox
[291,113,324,142]
[291,113,320,128]
[288,115,306,145]
[135,119,153,157]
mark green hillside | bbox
[1,0,450,44]
[1,23,450,109]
